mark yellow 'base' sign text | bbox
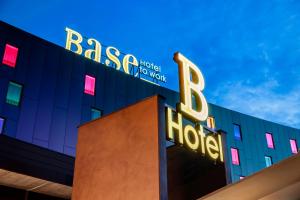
[65,28,167,85]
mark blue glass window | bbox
[233,124,242,140]
[0,117,4,134]
[265,156,272,167]
[6,81,22,106]
[91,108,102,120]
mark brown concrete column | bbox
[72,95,167,200]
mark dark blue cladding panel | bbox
[3,119,17,138]
[23,43,45,101]
[53,50,73,109]
[2,99,20,122]
[103,68,115,114]
[33,138,48,149]
[115,71,127,110]
[71,53,86,80]
[95,64,105,109]
[16,97,38,142]
[126,76,138,105]
[49,108,67,152]
[80,104,91,124]
[64,145,75,156]
[0,78,9,113]
[11,32,29,84]
[64,76,83,149]
[208,103,297,182]
[33,48,59,142]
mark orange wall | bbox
[72,96,167,200]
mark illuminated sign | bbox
[139,60,166,83]
[166,52,223,162]
[65,28,167,85]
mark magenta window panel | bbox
[84,75,95,95]
[231,148,240,165]
[2,44,19,68]
[290,139,298,154]
[265,133,274,149]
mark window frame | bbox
[265,132,275,149]
[2,43,19,68]
[290,139,298,154]
[0,117,5,134]
[231,147,240,165]
[91,107,102,120]
[233,124,242,141]
[6,81,23,106]
[84,75,96,96]
[264,156,273,167]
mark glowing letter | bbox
[65,27,83,55]
[84,38,101,63]
[197,125,206,154]
[206,135,219,160]
[184,125,199,150]
[166,107,183,144]
[105,46,121,69]
[174,52,208,122]
[218,134,224,162]
[122,54,138,74]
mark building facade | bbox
[0,20,299,186]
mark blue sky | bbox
[1,0,300,128]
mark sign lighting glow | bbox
[166,52,223,162]
[65,28,167,85]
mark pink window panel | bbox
[231,148,240,165]
[266,133,274,149]
[84,75,95,95]
[2,44,19,68]
[290,139,298,154]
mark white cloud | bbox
[210,79,300,128]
